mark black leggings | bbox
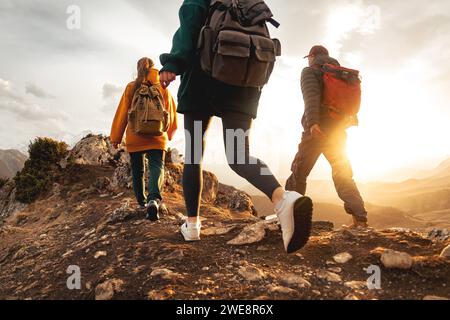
[183,112,281,217]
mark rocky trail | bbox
[0,135,449,300]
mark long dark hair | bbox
[133,57,154,97]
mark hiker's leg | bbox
[146,149,166,202]
[286,135,322,195]
[323,132,368,223]
[183,113,213,217]
[130,151,146,206]
[221,111,281,200]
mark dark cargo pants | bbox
[286,130,368,223]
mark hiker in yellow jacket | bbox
[110,57,178,221]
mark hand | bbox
[160,71,176,89]
[310,124,326,139]
[112,142,120,149]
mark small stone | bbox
[344,294,359,300]
[257,245,270,251]
[150,268,183,281]
[62,250,73,258]
[279,274,311,289]
[344,281,367,290]
[39,234,47,239]
[423,295,449,300]
[227,222,266,246]
[238,266,266,282]
[84,228,96,237]
[202,267,210,271]
[316,270,342,283]
[162,249,184,261]
[328,267,342,273]
[265,222,280,232]
[94,251,107,259]
[203,225,237,236]
[267,285,297,295]
[381,249,413,269]
[333,252,353,264]
[95,279,124,300]
[440,245,450,258]
[85,282,92,290]
[148,289,176,300]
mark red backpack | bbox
[321,63,361,120]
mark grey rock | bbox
[150,268,184,281]
[227,222,266,245]
[333,252,353,264]
[238,266,266,282]
[279,274,311,289]
[316,270,342,283]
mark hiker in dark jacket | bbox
[159,0,313,254]
[286,45,368,228]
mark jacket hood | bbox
[146,67,160,85]
[312,54,340,67]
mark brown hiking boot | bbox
[343,216,369,230]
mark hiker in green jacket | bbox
[159,0,313,254]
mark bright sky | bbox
[1,0,449,187]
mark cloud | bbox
[101,83,124,113]
[102,83,123,100]
[0,78,66,121]
[25,83,55,99]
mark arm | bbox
[300,67,322,129]
[160,0,208,75]
[110,84,132,145]
[165,90,178,141]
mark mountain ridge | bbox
[0,135,449,300]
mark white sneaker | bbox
[275,191,313,254]
[181,221,201,242]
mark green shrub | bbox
[14,137,69,203]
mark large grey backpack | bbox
[197,0,281,88]
[128,82,169,136]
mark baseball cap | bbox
[303,45,329,58]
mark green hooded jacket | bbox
[160,0,262,118]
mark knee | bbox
[228,162,248,178]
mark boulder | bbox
[427,229,450,242]
[0,181,26,221]
[70,135,117,166]
[216,184,256,214]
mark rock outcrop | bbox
[0,134,449,301]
